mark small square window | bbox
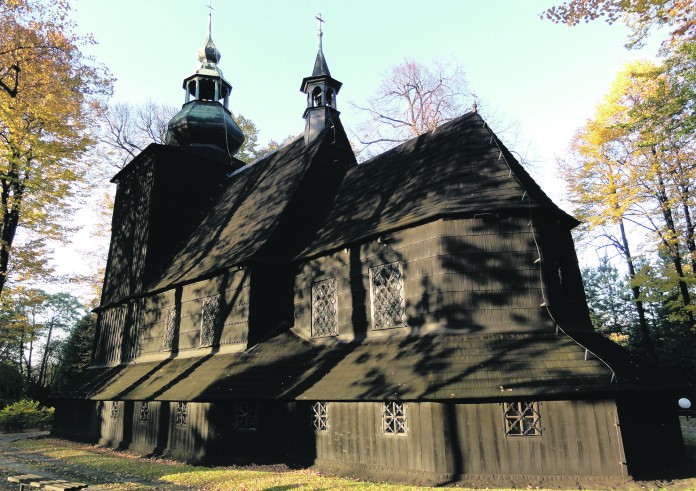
[200,295,221,347]
[312,279,338,337]
[382,402,407,435]
[234,404,257,431]
[503,401,541,436]
[175,402,188,427]
[370,262,405,330]
[312,402,329,431]
[163,306,177,351]
[139,401,149,424]
[109,401,119,420]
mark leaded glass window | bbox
[234,404,257,431]
[139,401,149,424]
[109,401,119,420]
[175,402,188,427]
[503,401,541,436]
[370,262,405,330]
[312,402,329,431]
[382,402,407,435]
[200,295,221,347]
[311,279,337,337]
[163,306,177,351]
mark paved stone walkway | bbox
[0,432,195,490]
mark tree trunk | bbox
[37,321,54,387]
[0,157,26,298]
[619,219,656,359]
[655,168,694,326]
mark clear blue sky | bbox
[58,0,663,293]
[71,0,661,206]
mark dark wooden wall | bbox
[302,399,626,479]
[56,398,628,480]
[294,216,562,338]
[93,269,250,365]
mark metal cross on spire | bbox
[316,12,324,50]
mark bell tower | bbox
[300,14,342,145]
[166,13,245,159]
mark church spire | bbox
[300,13,342,145]
[165,9,245,160]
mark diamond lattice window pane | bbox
[382,402,407,434]
[163,306,177,351]
[312,402,329,430]
[175,402,188,426]
[503,401,541,436]
[200,295,221,347]
[370,262,405,330]
[312,279,337,337]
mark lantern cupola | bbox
[166,13,245,158]
[300,14,342,145]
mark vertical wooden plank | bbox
[419,402,435,473]
[408,403,422,472]
[571,401,593,475]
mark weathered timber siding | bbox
[94,269,250,365]
[295,216,556,338]
[51,400,102,443]
[101,157,154,305]
[128,401,164,454]
[307,400,625,478]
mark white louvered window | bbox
[312,402,329,431]
[200,295,221,347]
[370,262,405,330]
[163,306,177,351]
[382,402,407,435]
[311,279,338,337]
[503,401,541,436]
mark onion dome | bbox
[166,14,244,157]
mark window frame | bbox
[311,278,338,338]
[312,402,330,431]
[139,401,149,424]
[163,305,177,351]
[382,401,408,435]
[200,295,221,347]
[502,401,542,436]
[175,401,188,427]
[233,404,258,432]
[369,262,406,330]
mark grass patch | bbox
[5,436,696,490]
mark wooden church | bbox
[53,16,686,486]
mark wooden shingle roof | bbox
[57,331,672,403]
[296,111,575,260]
[149,133,325,290]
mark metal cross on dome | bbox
[316,12,324,34]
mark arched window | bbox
[326,89,334,107]
[199,79,215,101]
[312,86,322,107]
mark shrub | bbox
[0,399,54,431]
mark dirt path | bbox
[0,431,195,490]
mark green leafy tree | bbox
[561,57,696,355]
[0,0,112,297]
[52,313,95,393]
[582,257,636,341]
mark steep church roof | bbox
[296,111,574,260]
